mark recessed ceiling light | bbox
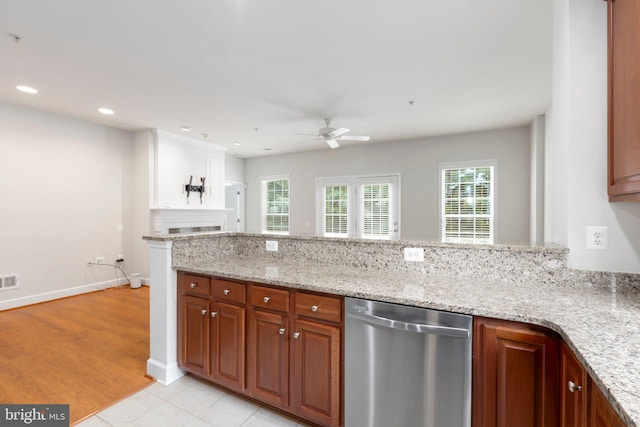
[264,148,272,151]
[98,107,114,115]
[16,85,38,94]
[233,142,241,146]
[181,126,191,132]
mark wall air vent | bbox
[0,274,19,291]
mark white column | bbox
[146,239,184,384]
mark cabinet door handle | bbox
[224,289,230,295]
[293,332,301,339]
[263,296,270,303]
[311,305,319,312]
[190,283,197,289]
[568,380,583,393]
[200,309,207,316]
[211,311,218,318]
[278,327,286,335]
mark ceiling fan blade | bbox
[325,138,340,149]
[329,127,350,137]
[338,135,370,141]
[295,137,322,145]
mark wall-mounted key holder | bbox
[185,175,206,204]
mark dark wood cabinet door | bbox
[180,295,210,376]
[247,308,289,408]
[560,342,587,427]
[210,301,245,392]
[292,318,341,427]
[589,381,626,427]
[607,0,640,201]
[473,317,559,427]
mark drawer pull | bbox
[293,332,301,339]
[190,283,197,289]
[263,296,271,303]
[224,289,230,295]
[200,309,207,316]
[211,311,218,318]
[279,327,286,335]
[568,380,582,393]
[311,305,319,312]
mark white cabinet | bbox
[153,130,227,209]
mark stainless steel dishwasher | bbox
[345,297,472,427]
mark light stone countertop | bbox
[175,255,640,427]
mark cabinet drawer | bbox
[250,285,289,313]
[295,292,342,323]
[212,278,246,304]
[181,274,210,296]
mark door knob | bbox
[568,380,583,393]
[190,283,196,288]
[224,289,230,295]
[200,309,207,316]
[279,328,286,335]
[311,305,319,312]
[293,332,301,339]
[211,311,218,318]
[263,296,270,303]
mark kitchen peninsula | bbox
[144,232,640,426]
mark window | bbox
[262,176,289,234]
[440,162,495,244]
[317,175,399,239]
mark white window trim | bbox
[261,174,290,235]
[439,160,497,244]
[315,173,400,240]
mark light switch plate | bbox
[266,240,278,252]
[404,247,424,262]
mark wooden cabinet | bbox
[607,0,640,201]
[209,278,246,392]
[292,317,341,427]
[589,380,626,427]
[179,273,343,427]
[473,317,560,427]
[247,304,290,407]
[560,342,587,427]
[292,291,342,427]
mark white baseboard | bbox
[0,277,150,311]
[147,358,185,385]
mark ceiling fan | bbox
[296,119,371,149]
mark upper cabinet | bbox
[607,0,640,201]
[153,129,227,209]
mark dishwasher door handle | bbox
[347,309,470,339]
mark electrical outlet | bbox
[266,240,278,252]
[586,226,608,250]
[96,256,105,264]
[404,247,425,262]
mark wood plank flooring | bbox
[0,286,153,425]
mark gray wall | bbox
[244,125,532,243]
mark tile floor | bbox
[76,374,311,427]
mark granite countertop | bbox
[175,256,640,427]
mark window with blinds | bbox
[361,183,390,238]
[441,163,494,244]
[262,177,289,234]
[324,185,349,236]
[316,174,399,239]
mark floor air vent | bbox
[0,274,18,290]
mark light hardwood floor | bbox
[0,286,153,425]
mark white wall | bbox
[0,102,135,308]
[244,126,532,243]
[547,0,640,273]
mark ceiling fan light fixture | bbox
[326,138,340,149]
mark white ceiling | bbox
[0,0,552,158]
